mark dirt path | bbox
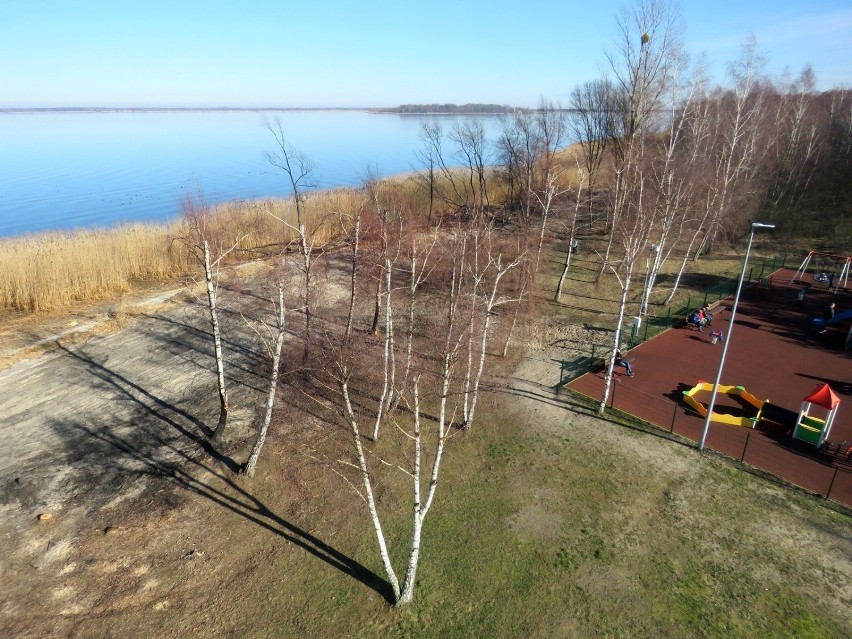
[0,271,274,612]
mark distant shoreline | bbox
[0,104,549,115]
[0,107,376,114]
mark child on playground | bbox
[615,350,634,377]
[689,308,711,332]
[820,302,836,334]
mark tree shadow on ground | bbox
[57,345,240,471]
[795,372,852,396]
[51,415,393,603]
[501,384,698,451]
[654,271,737,291]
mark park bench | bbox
[681,299,724,330]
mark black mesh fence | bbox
[572,380,852,507]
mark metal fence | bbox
[623,253,790,350]
[557,252,852,507]
[597,382,852,507]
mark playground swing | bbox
[793,383,841,447]
[790,251,851,294]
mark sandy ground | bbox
[0,269,275,630]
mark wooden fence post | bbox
[825,467,840,500]
[740,429,752,463]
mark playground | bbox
[567,266,852,506]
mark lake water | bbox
[0,110,504,238]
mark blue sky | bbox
[2,0,850,108]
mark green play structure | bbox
[793,383,841,446]
[683,381,841,447]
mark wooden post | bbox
[740,429,752,463]
[825,467,840,500]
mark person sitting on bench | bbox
[687,310,707,331]
[615,350,634,377]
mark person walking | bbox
[820,302,835,334]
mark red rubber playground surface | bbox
[568,268,852,506]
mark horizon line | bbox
[0,106,381,113]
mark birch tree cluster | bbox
[556,1,852,411]
[173,0,852,607]
[305,190,523,605]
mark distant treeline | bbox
[379,103,517,114]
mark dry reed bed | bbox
[0,160,566,316]
[0,188,365,314]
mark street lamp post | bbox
[698,222,776,451]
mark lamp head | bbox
[751,222,776,230]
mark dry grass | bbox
[0,188,364,315]
[0,224,186,313]
[0,150,574,318]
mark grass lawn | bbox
[39,389,846,639]
[355,395,851,639]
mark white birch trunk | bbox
[299,225,312,366]
[384,258,397,414]
[372,259,393,440]
[465,255,518,430]
[398,377,424,606]
[398,377,447,606]
[243,282,286,477]
[344,211,361,346]
[599,266,633,415]
[205,239,229,442]
[556,179,584,302]
[462,233,481,425]
[396,244,418,410]
[341,376,401,601]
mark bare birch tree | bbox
[498,109,540,221]
[242,279,287,477]
[179,193,246,442]
[368,180,391,335]
[763,66,823,216]
[394,232,438,408]
[451,119,491,212]
[638,55,703,314]
[265,118,318,366]
[596,0,684,282]
[555,162,588,302]
[463,230,522,429]
[371,256,394,441]
[596,0,683,410]
[417,121,469,211]
[599,171,654,414]
[331,231,469,606]
[695,37,767,256]
[569,80,614,228]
